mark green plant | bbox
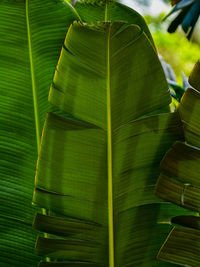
[1,0,200,266]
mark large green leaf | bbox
[0,1,79,265]
[155,62,200,266]
[33,19,191,266]
[49,21,170,128]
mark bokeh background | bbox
[121,0,200,84]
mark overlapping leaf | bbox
[155,61,200,266]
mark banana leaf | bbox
[0,1,79,265]
[155,62,200,266]
[33,19,191,266]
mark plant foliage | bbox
[1,0,200,266]
[32,2,195,266]
[0,0,79,265]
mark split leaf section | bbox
[33,20,190,266]
[155,62,200,266]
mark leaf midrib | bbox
[26,0,40,152]
[106,19,115,267]
[26,1,51,262]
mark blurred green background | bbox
[121,0,200,84]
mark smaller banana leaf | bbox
[155,61,200,266]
